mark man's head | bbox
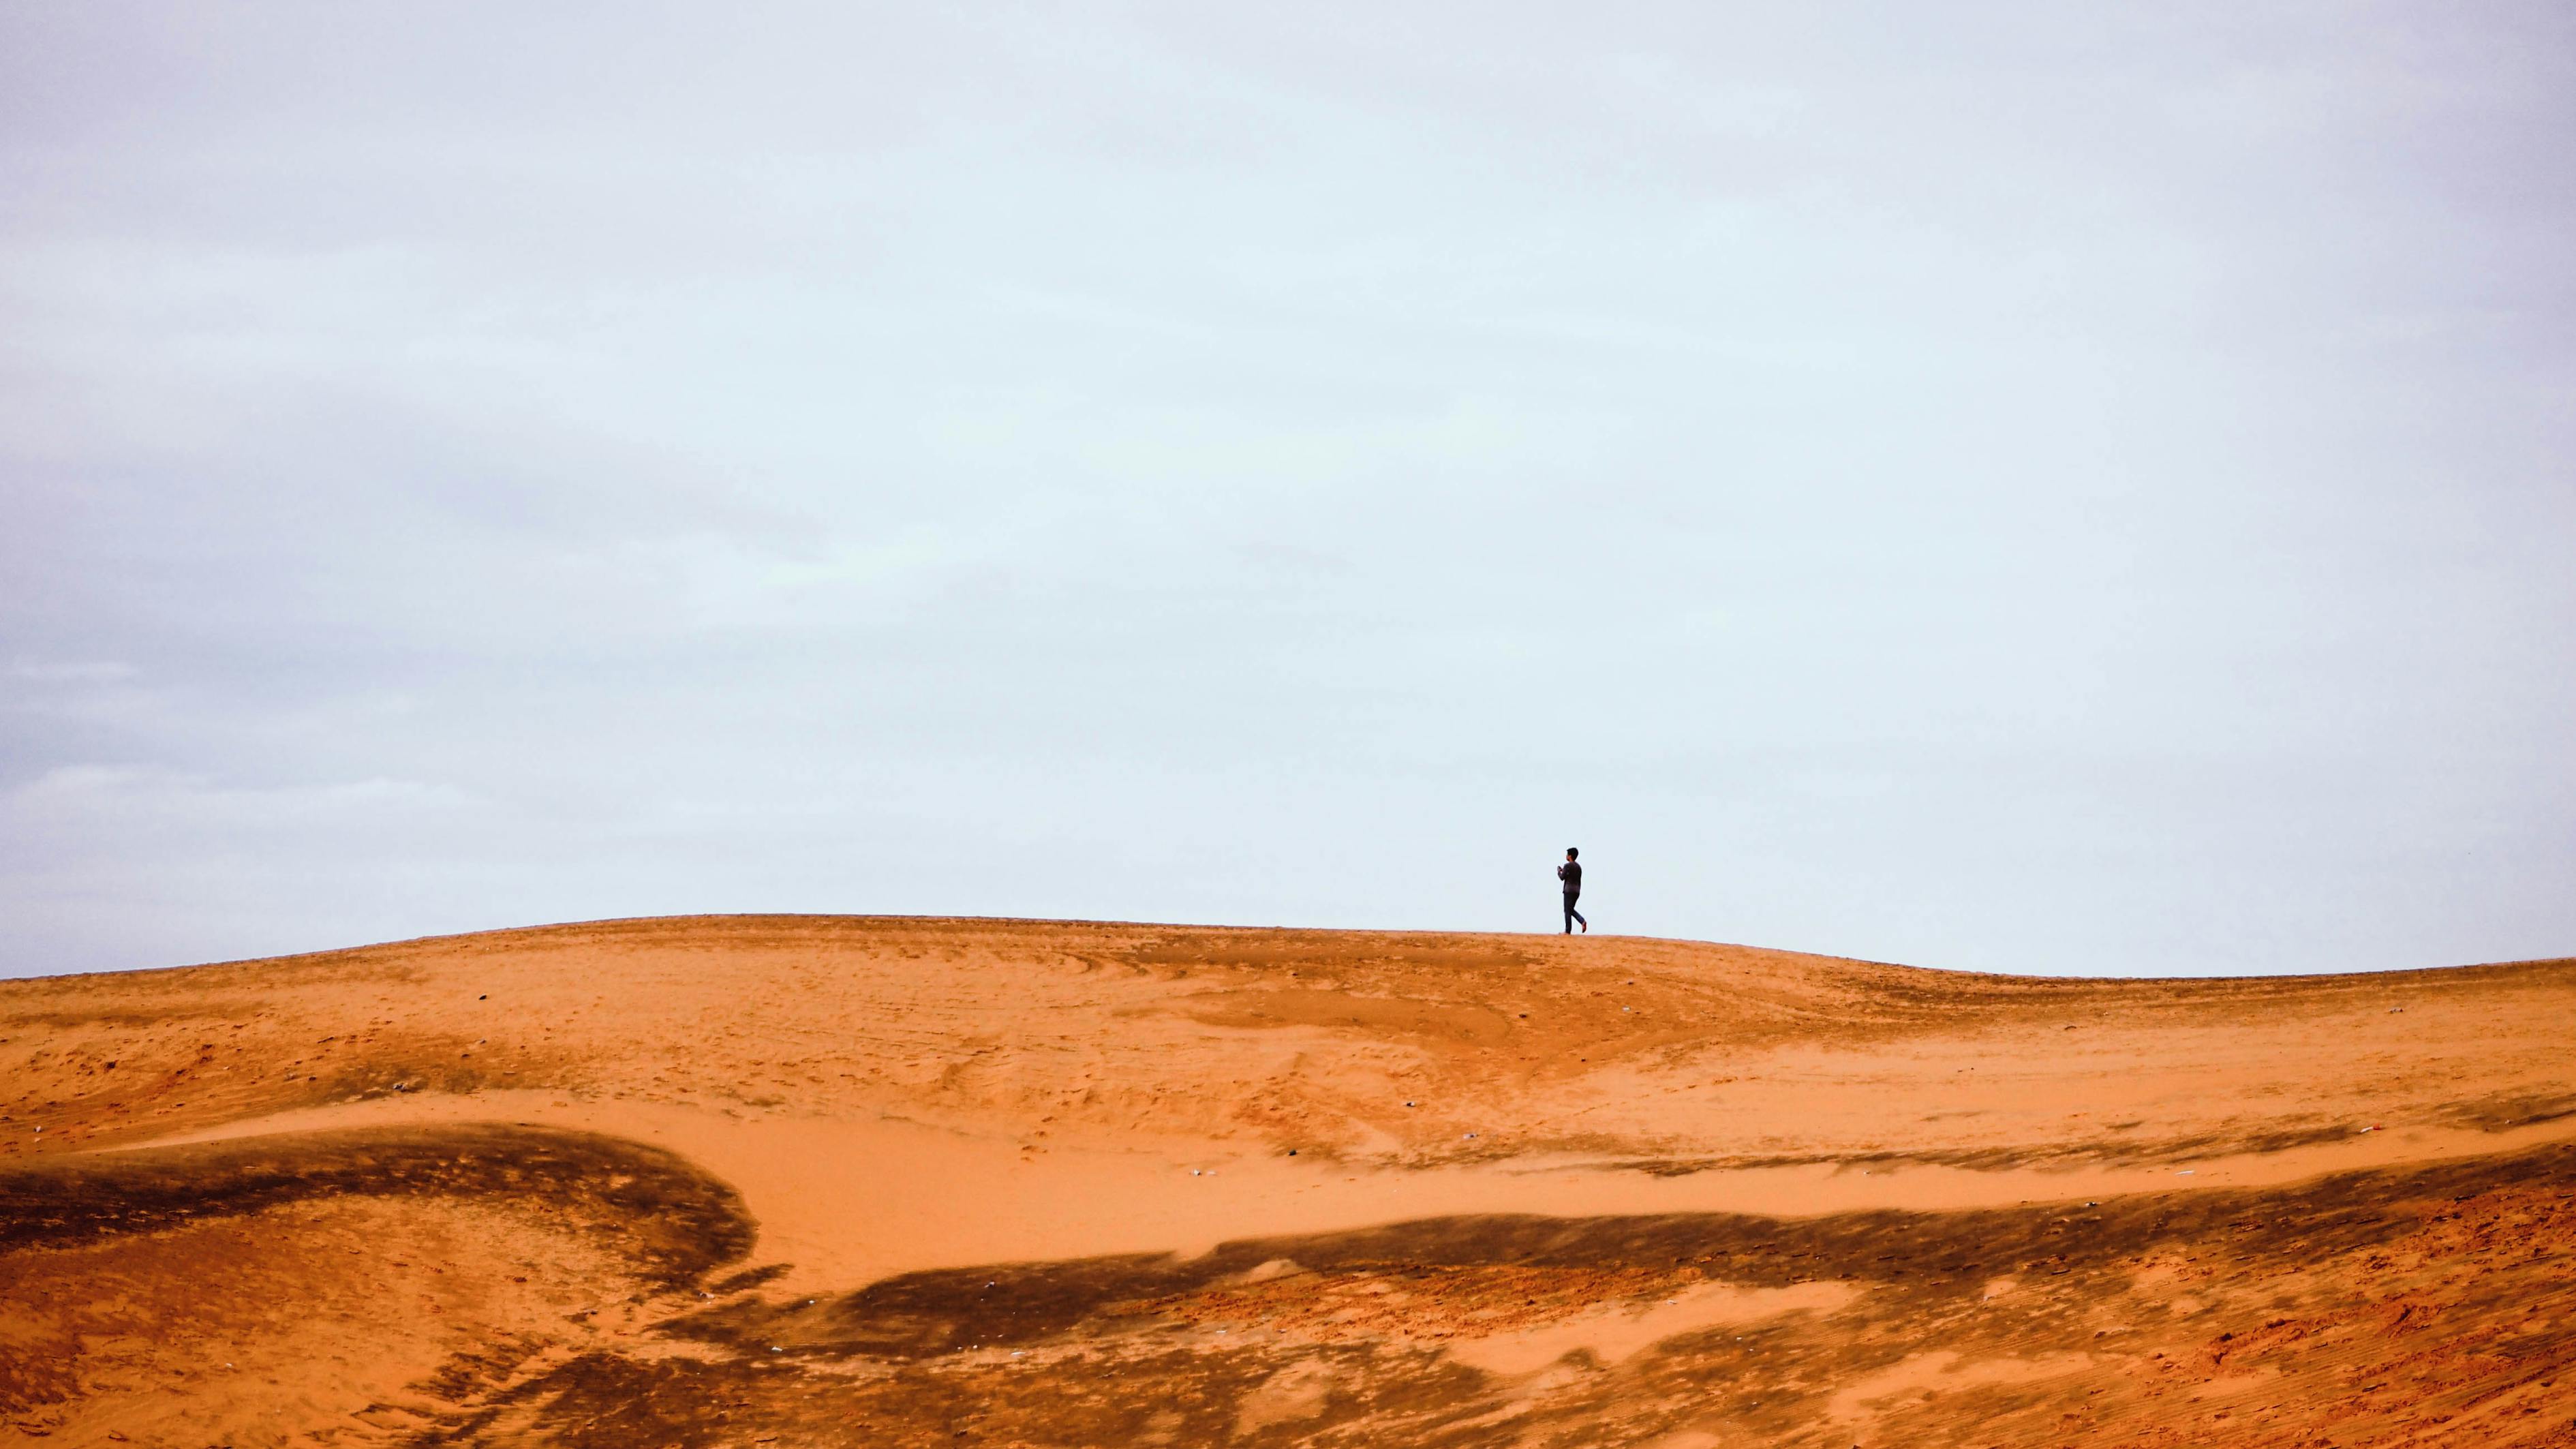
[1566,847,1579,860]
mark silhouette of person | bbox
[1559,847,1586,934]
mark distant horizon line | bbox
[14,911,2569,990]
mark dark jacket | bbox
[1558,860,1582,895]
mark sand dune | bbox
[4,915,2573,1445]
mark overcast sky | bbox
[4,3,2571,979]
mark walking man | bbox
[1559,847,1587,934]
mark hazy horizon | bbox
[5,3,2572,979]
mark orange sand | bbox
[4,915,2572,1445]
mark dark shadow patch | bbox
[337,1140,2576,1444]
[2440,1090,2576,1132]
[0,1123,754,1287]
[440,1352,771,1449]
[707,1261,794,1295]
[670,1249,1199,1359]
[495,1141,2576,1447]
[1597,1118,2372,1177]
[660,1141,2576,1367]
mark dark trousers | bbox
[1563,893,1585,933]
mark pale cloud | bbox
[1,2,2570,977]
[8,661,139,685]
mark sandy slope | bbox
[3,915,2573,1446]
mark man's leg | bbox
[1564,895,1584,934]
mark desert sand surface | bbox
[4,915,2574,1446]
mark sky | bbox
[3,3,2571,979]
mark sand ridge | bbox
[4,915,2573,1444]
